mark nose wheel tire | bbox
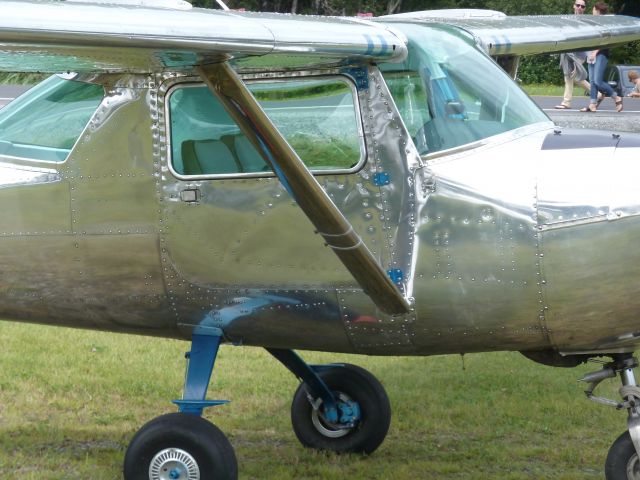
[124,413,238,480]
[606,431,640,480]
[290,363,391,454]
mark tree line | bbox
[192,0,639,16]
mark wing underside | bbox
[380,11,640,56]
[2,4,640,72]
[0,1,406,73]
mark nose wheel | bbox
[580,354,640,480]
[606,431,640,480]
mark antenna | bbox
[215,0,230,10]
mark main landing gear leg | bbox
[580,354,640,480]
[124,333,238,480]
[266,348,391,454]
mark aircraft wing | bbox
[0,1,406,73]
[380,10,640,56]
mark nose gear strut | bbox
[580,354,640,479]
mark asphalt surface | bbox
[533,94,640,112]
[534,95,640,133]
[1,86,638,133]
[0,85,31,108]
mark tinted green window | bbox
[0,75,104,162]
[169,77,363,176]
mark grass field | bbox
[0,73,46,85]
[0,320,628,479]
[521,84,564,96]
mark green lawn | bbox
[0,321,627,479]
[521,83,565,96]
[0,73,46,85]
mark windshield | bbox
[0,75,104,162]
[379,23,549,155]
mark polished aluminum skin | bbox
[0,74,172,336]
[0,7,640,358]
[2,66,640,357]
[195,62,409,316]
[380,12,640,56]
[0,1,406,73]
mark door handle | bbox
[180,188,200,203]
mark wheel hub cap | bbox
[149,448,200,480]
[627,453,640,480]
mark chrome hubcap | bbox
[149,448,200,480]
[627,453,640,480]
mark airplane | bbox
[1,1,640,478]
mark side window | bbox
[0,75,104,162]
[168,76,364,177]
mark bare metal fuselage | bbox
[1,68,640,358]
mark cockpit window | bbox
[168,76,364,177]
[379,23,549,155]
[0,75,104,162]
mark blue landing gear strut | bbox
[266,348,351,425]
[123,332,237,480]
[173,333,229,416]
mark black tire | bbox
[123,413,238,480]
[290,363,391,454]
[605,431,640,480]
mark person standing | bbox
[581,2,624,112]
[555,0,590,109]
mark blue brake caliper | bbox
[266,348,361,426]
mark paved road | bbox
[533,95,640,112]
[533,95,640,133]
[0,85,32,108]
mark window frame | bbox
[165,74,367,181]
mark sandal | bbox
[580,104,597,112]
[616,98,623,112]
[554,104,570,109]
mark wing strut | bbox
[197,62,410,316]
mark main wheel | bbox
[123,413,238,480]
[605,431,640,480]
[290,363,391,454]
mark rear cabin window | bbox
[168,77,364,177]
[0,75,104,162]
